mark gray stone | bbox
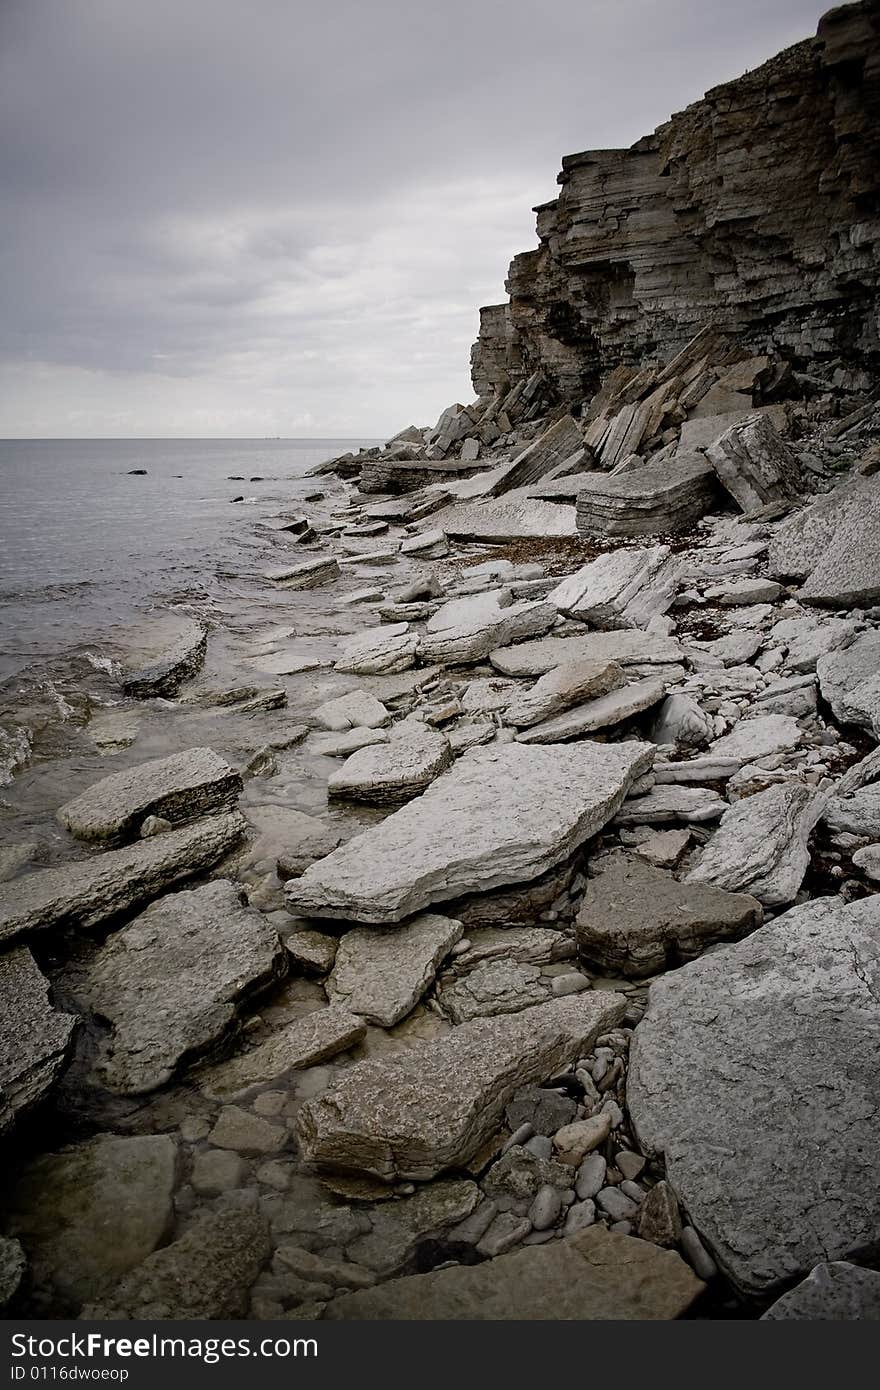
[550,546,683,629]
[490,630,683,677]
[614,785,726,825]
[506,1086,578,1137]
[649,693,714,750]
[0,947,77,1136]
[577,853,762,977]
[635,1180,682,1248]
[704,577,784,604]
[691,631,762,666]
[313,690,389,731]
[5,1134,177,1312]
[817,631,880,736]
[577,455,717,536]
[709,713,803,763]
[328,914,462,1026]
[575,1153,607,1200]
[288,740,653,924]
[121,616,207,698]
[482,1145,573,1204]
[346,1180,480,1276]
[686,782,823,906]
[190,1148,245,1195]
[325,1225,704,1319]
[505,658,625,727]
[823,785,880,841]
[312,727,388,757]
[563,1200,597,1235]
[706,414,805,512]
[208,1105,285,1153]
[83,1207,271,1319]
[628,894,880,1297]
[529,1184,563,1230]
[420,592,556,665]
[267,556,339,589]
[597,1187,639,1221]
[478,1212,532,1257]
[284,927,338,974]
[553,1115,612,1165]
[852,843,880,881]
[768,475,880,606]
[761,1262,880,1320]
[296,992,625,1182]
[200,1007,367,1098]
[0,1236,26,1310]
[768,614,858,673]
[516,676,667,743]
[328,720,452,804]
[438,958,547,1022]
[0,811,247,947]
[452,927,574,972]
[74,880,284,1094]
[335,625,420,675]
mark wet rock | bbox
[328,720,452,804]
[73,880,285,1094]
[200,1007,367,1098]
[83,1206,271,1320]
[284,927,338,974]
[516,676,667,743]
[705,414,805,512]
[267,556,339,589]
[437,958,547,1022]
[4,1134,177,1313]
[288,740,653,924]
[313,689,389,731]
[296,992,625,1182]
[628,894,880,1297]
[121,616,207,698]
[635,1180,682,1248]
[190,1149,245,1195]
[761,1262,880,1320]
[272,811,348,879]
[0,947,77,1136]
[549,546,683,630]
[0,811,247,947]
[86,711,141,753]
[0,1236,26,1310]
[312,726,388,757]
[577,852,762,977]
[57,746,242,845]
[208,1106,286,1154]
[490,630,683,677]
[328,913,462,1026]
[335,624,420,675]
[507,1085,578,1136]
[420,592,556,665]
[685,782,823,906]
[346,1180,480,1276]
[326,1225,703,1319]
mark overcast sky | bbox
[0,0,831,438]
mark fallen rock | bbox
[576,455,717,536]
[436,497,577,542]
[823,785,880,841]
[200,1007,367,1098]
[326,1225,703,1319]
[267,556,339,589]
[628,895,880,1297]
[705,414,805,512]
[313,689,389,731]
[709,713,803,763]
[4,1134,177,1313]
[73,881,285,1094]
[437,958,547,1022]
[516,676,667,743]
[768,614,858,673]
[761,1262,880,1320]
[0,947,77,1136]
[328,720,452,804]
[121,617,207,698]
[296,992,625,1181]
[57,747,242,845]
[345,1180,479,1277]
[703,577,784,604]
[287,741,653,924]
[576,852,762,977]
[686,782,822,905]
[549,546,683,629]
[768,475,880,607]
[490,629,683,676]
[505,658,625,728]
[648,694,714,750]
[420,592,556,665]
[817,631,880,736]
[335,624,420,675]
[0,811,247,947]
[328,914,462,1026]
[614,785,726,825]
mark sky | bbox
[0,0,833,438]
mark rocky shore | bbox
[2,0,880,1323]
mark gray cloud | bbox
[0,0,832,436]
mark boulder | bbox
[505,658,625,727]
[768,475,880,606]
[200,1007,366,1098]
[549,546,683,629]
[648,694,714,749]
[121,616,207,698]
[685,782,822,906]
[516,676,668,743]
[627,895,880,1297]
[328,914,463,1026]
[437,959,548,1022]
[576,852,762,977]
[287,741,654,924]
[0,811,247,947]
[420,593,556,665]
[73,881,285,1094]
[817,631,880,736]
[576,455,717,536]
[326,1225,703,1319]
[296,992,625,1181]
[0,947,77,1136]
[490,630,683,676]
[705,414,805,512]
[313,689,389,731]
[823,785,880,841]
[335,624,420,675]
[761,1262,880,1320]
[4,1134,177,1313]
[57,747,242,845]
[328,720,452,804]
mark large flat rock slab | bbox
[328,913,463,1026]
[287,741,654,924]
[549,546,683,629]
[685,783,823,906]
[505,658,625,727]
[490,630,683,676]
[326,1225,703,1319]
[817,631,880,736]
[328,720,452,804]
[297,992,625,1182]
[705,414,805,512]
[768,475,880,606]
[120,616,207,698]
[4,1134,177,1314]
[576,852,762,977]
[761,1262,880,1320]
[73,880,285,1094]
[516,676,667,743]
[0,811,247,947]
[627,895,880,1298]
[576,455,717,536]
[0,947,77,1136]
[420,592,556,665]
[200,1006,367,1098]
[57,746,242,845]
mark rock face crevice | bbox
[471,2,880,404]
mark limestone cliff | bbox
[471,1,880,405]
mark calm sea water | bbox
[0,437,377,677]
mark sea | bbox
[0,437,379,679]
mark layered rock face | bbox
[471,2,880,404]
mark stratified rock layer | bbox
[0,947,77,1135]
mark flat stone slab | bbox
[576,455,717,536]
[686,782,823,906]
[549,546,683,630]
[705,414,804,513]
[313,689,389,731]
[614,785,726,824]
[335,624,420,675]
[768,614,858,673]
[287,741,654,924]
[505,658,625,727]
[328,720,452,804]
[328,913,463,1026]
[420,593,556,665]
[121,616,207,698]
[817,631,880,737]
[200,1006,367,1098]
[434,497,577,542]
[57,747,242,845]
[4,1134,177,1313]
[326,1225,703,1319]
[628,895,880,1297]
[296,992,625,1181]
[266,556,339,588]
[769,475,880,607]
[490,630,683,676]
[74,880,285,1094]
[576,852,762,977]
[0,947,77,1136]
[516,676,667,743]
[0,811,247,947]
[709,713,802,763]
[761,1262,880,1320]
[437,958,548,1022]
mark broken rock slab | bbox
[576,852,762,977]
[0,811,247,947]
[200,1007,366,1099]
[73,880,285,1094]
[627,895,880,1298]
[817,631,880,737]
[287,740,654,924]
[420,592,556,665]
[549,546,683,630]
[326,1225,703,1319]
[705,414,805,513]
[576,455,717,537]
[686,782,824,907]
[768,474,880,607]
[490,629,683,677]
[516,676,667,744]
[334,624,420,676]
[761,1262,880,1320]
[709,713,803,763]
[120,616,207,698]
[327,913,463,1026]
[296,991,625,1182]
[648,693,714,750]
[437,958,548,1023]
[435,497,576,542]
[0,947,77,1136]
[614,785,726,825]
[328,720,452,804]
[266,556,340,589]
[57,746,242,845]
[313,689,389,731]
[505,658,625,727]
